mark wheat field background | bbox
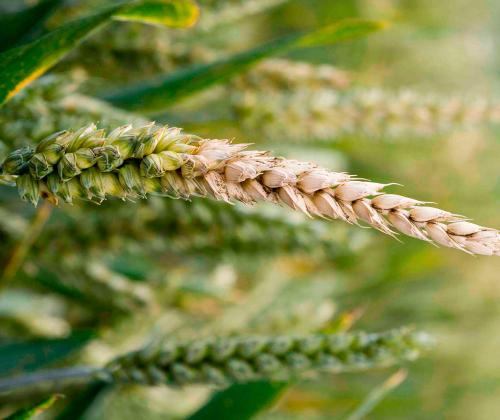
[0,0,498,419]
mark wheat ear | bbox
[1,123,498,255]
[0,328,429,393]
[101,328,428,386]
[235,58,351,91]
[232,88,500,140]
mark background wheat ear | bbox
[100,328,431,386]
[230,86,500,142]
[0,328,431,393]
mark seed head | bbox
[102,328,429,386]
[1,123,497,256]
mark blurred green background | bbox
[0,0,499,419]
[265,1,500,418]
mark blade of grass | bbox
[344,370,408,420]
[0,332,94,377]
[0,0,199,105]
[187,380,288,420]
[103,18,386,113]
[5,394,62,420]
[0,0,65,52]
[0,201,53,290]
[55,383,108,420]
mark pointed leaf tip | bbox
[297,18,388,48]
[116,0,200,28]
[5,394,62,420]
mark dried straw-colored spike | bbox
[1,123,498,256]
[101,328,430,386]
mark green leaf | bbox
[116,1,199,26]
[0,0,65,52]
[0,332,94,376]
[0,0,199,106]
[187,380,288,420]
[297,18,387,48]
[103,18,385,113]
[344,370,408,420]
[5,395,62,420]
[55,383,107,420]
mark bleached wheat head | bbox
[1,123,498,255]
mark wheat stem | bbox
[1,123,498,255]
[0,367,100,394]
[345,369,408,420]
[0,201,53,289]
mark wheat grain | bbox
[1,123,498,255]
[101,328,429,386]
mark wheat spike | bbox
[1,123,498,255]
[234,58,351,91]
[0,76,148,148]
[35,198,346,259]
[101,328,429,386]
[232,87,500,141]
[37,259,155,312]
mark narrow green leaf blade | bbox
[344,370,408,420]
[55,383,107,420]
[0,0,65,52]
[0,332,94,376]
[187,380,288,420]
[103,18,385,113]
[6,395,61,420]
[116,1,199,27]
[0,0,199,105]
[297,18,387,48]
